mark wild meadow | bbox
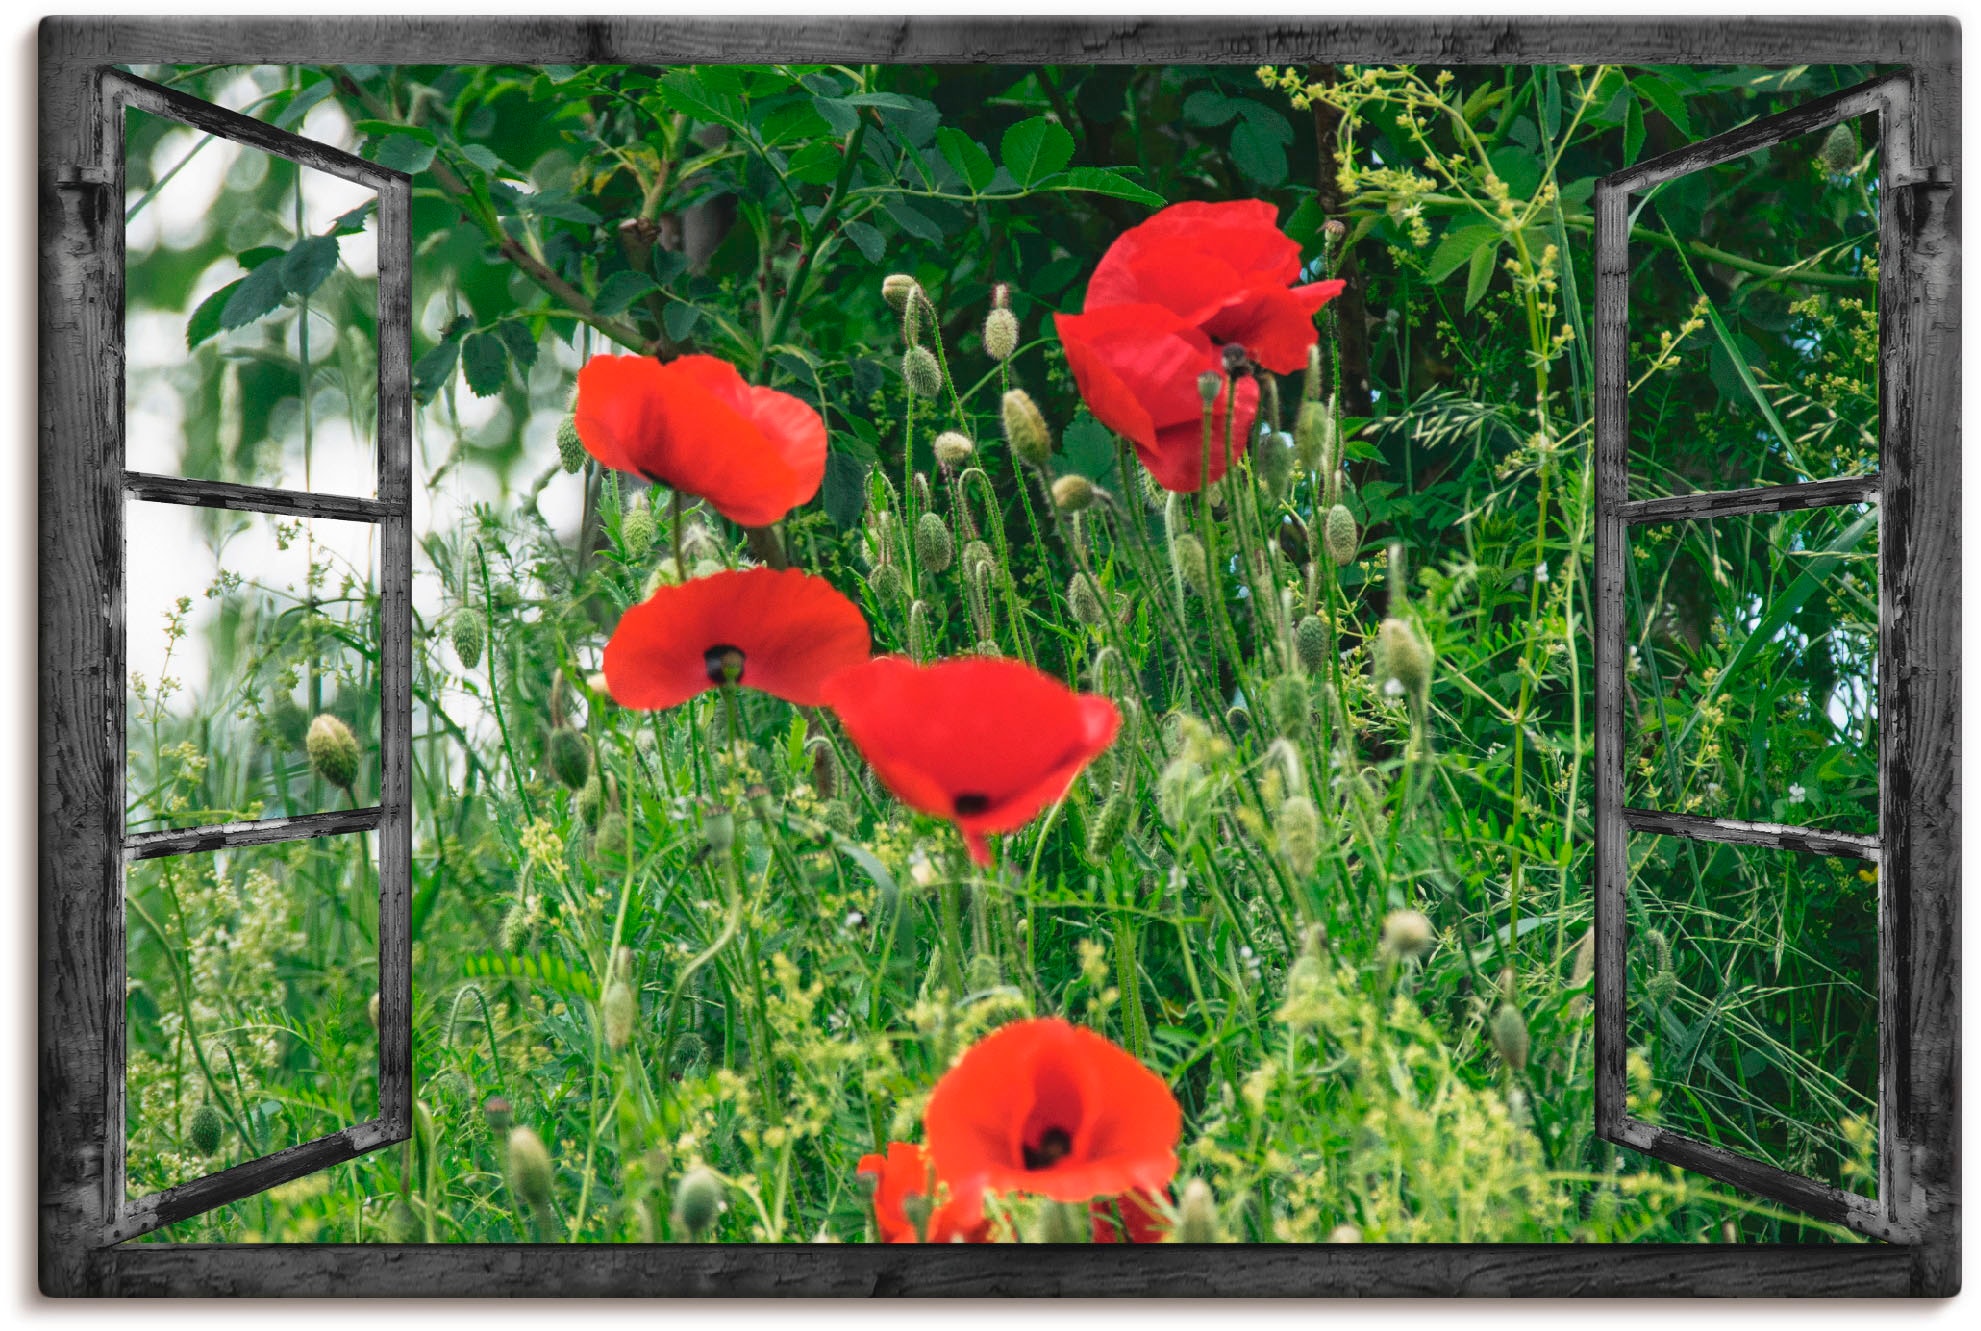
[120,60,1882,1243]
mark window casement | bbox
[1594,69,1957,1279]
[40,19,1958,1300]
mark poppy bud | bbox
[907,600,935,661]
[1197,371,1224,406]
[601,978,636,1051]
[959,539,994,582]
[594,810,631,859]
[1157,758,1204,831]
[1175,1178,1220,1243]
[1030,1199,1088,1244]
[672,1166,724,1240]
[808,737,838,799]
[1001,389,1053,468]
[1086,784,1133,861]
[189,1100,223,1156]
[1295,615,1330,673]
[914,512,954,574]
[702,804,735,855]
[1647,967,1679,1008]
[547,726,591,790]
[868,561,906,603]
[556,415,586,474]
[1381,908,1433,959]
[450,611,485,670]
[934,430,975,469]
[881,273,921,311]
[1303,344,1323,403]
[1266,674,1308,738]
[483,1095,512,1134]
[500,901,530,951]
[1067,571,1105,627]
[306,713,360,790]
[903,346,943,399]
[983,307,1019,362]
[1256,431,1294,494]
[506,1126,554,1211]
[1818,120,1860,174]
[1276,794,1320,878]
[965,953,1002,992]
[1169,533,1209,598]
[1323,503,1358,567]
[1294,399,1332,470]
[1373,617,1433,706]
[1490,1003,1530,1072]
[577,771,604,826]
[1052,473,1097,512]
[621,502,656,559]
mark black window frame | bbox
[39,15,1958,1298]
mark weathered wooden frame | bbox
[40,15,1958,1298]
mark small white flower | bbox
[1384,678,1406,698]
[843,910,866,930]
[1788,783,1808,803]
[1239,945,1254,959]
[1535,561,1550,583]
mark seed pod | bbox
[1373,617,1433,705]
[903,346,943,398]
[808,737,838,799]
[1295,615,1330,673]
[450,612,485,670]
[1086,784,1133,861]
[1175,1178,1220,1243]
[1276,794,1320,878]
[1381,908,1434,959]
[1294,398,1335,471]
[1490,1003,1530,1072]
[594,810,631,860]
[306,714,360,790]
[577,772,604,826]
[1001,389,1053,468]
[1157,758,1204,831]
[1067,571,1105,627]
[959,539,994,581]
[1052,473,1097,512]
[621,503,656,560]
[601,978,636,1051]
[1323,504,1359,567]
[672,1166,724,1240]
[483,1095,513,1134]
[1170,533,1209,597]
[1197,370,1224,406]
[868,561,906,603]
[907,599,935,661]
[506,1126,554,1210]
[701,804,735,855]
[983,306,1019,362]
[189,1100,224,1156]
[1257,430,1294,494]
[933,431,975,469]
[1266,674,1309,738]
[556,415,586,473]
[547,726,591,790]
[912,512,954,575]
[881,273,920,311]
[1818,120,1860,174]
[500,901,530,952]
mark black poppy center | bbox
[952,792,991,816]
[1023,1126,1073,1171]
[704,644,747,685]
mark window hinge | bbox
[55,165,110,190]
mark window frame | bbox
[39,14,1958,1298]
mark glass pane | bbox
[124,834,379,1197]
[125,103,379,496]
[1625,504,1878,835]
[1627,113,1879,498]
[125,502,380,834]
[1626,834,1878,1196]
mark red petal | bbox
[604,567,869,710]
[1200,279,1346,375]
[574,354,669,475]
[1138,374,1259,493]
[858,1142,989,1244]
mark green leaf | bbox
[457,142,506,176]
[327,201,375,237]
[520,189,601,225]
[369,134,436,175]
[493,320,538,369]
[822,449,869,529]
[1055,410,1119,489]
[935,126,995,193]
[1183,89,1239,128]
[218,260,289,331]
[663,302,701,341]
[1634,74,1693,137]
[812,95,859,137]
[882,195,943,242]
[1230,117,1288,185]
[279,235,340,299]
[1465,239,1501,311]
[785,139,842,186]
[658,70,741,130]
[411,340,461,403]
[594,270,660,317]
[840,219,885,262]
[1052,166,1164,207]
[274,80,334,131]
[1000,115,1075,188]
[1283,196,1328,252]
[459,331,509,397]
[1427,220,1502,284]
[186,277,245,349]
[354,120,437,146]
[1487,146,1543,199]
[237,245,285,270]
[462,951,598,1002]
[1624,96,1646,166]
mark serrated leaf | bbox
[411,340,460,403]
[595,269,660,317]
[1465,238,1501,311]
[520,189,601,224]
[1052,166,1164,207]
[369,134,436,175]
[1634,74,1693,137]
[218,260,289,331]
[1427,220,1501,284]
[1183,89,1239,128]
[186,277,245,349]
[493,320,538,369]
[327,201,375,237]
[822,449,869,529]
[663,302,701,341]
[457,142,506,175]
[355,120,437,146]
[1624,96,1646,166]
[658,70,740,130]
[1000,115,1075,188]
[840,218,885,262]
[785,139,842,185]
[935,126,996,193]
[1230,118,1288,186]
[459,331,508,397]
[1055,410,1119,488]
[280,235,340,299]
[882,195,943,241]
[812,95,859,137]
[274,80,334,131]
[237,245,285,270]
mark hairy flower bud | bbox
[556,415,586,473]
[959,539,994,582]
[933,430,975,469]
[1052,473,1097,512]
[868,561,906,603]
[1294,399,1333,471]
[547,726,591,790]
[1295,615,1330,673]
[1173,1178,1220,1243]
[983,306,1019,362]
[1197,370,1224,406]
[1266,674,1309,738]
[881,273,921,311]
[601,978,636,1051]
[1257,430,1294,495]
[1818,120,1860,174]
[908,599,935,661]
[594,810,631,860]
[189,1100,224,1156]
[1490,1003,1530,1072]
[306,713,360,790]
[506,1126,554,1210]
[1157,758,1205,831]
[621,503,656,560]
[1323,503,1359,567]
[1067,571,1106,627]
[1169,533,1209,598]
[914,512,954,574]
[903,346,943,398]
[450,611,485,670]
[1276,794,1320,878]
[1001,389,1052,468]
[1373,617,1433,706]
[672,1166,724,1239]
[1381,908,1434,959]
[1086,784,1133,862]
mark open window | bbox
[1594,69,1956,1263]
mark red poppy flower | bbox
[574,353,827,527]
[1090,1190,1169,1243]
[857,1141,990,1244]
[1055,304,1260,492]
[603,567,870,711]
[1082,199,1345,376]
[820,657,1120,866]
[924,1018,1181,1205]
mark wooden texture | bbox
[110,1120,401,1244]
[1619,807,1880,862]
[123,472,400,523]
[123,807,384,862]
[1607,74,1891,194]
[1608,1121,1888,1239]
[1621,475,1879,525]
